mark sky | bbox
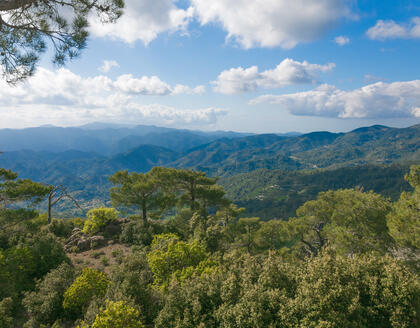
[1,0,420,133]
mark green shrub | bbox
[100,256,109,267]
[119,218,165,246]
[91,251,105,259]
[23,263,75,327]
[48,219,74,238]
[0,297,13,328]
[147,235,209,289]
[78,300,144,328]
[63,268,109,319]
[82,208,118,236]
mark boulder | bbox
[90,235,106,249]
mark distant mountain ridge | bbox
[0,123,418,217]
[1,124,418,178]
[0,123,252,155]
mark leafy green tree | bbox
[175,169,219,211]
[106,250,160,326]
[2,234,69,298]
[216,203,245,227]
[0,297,13,328]
[255,219,288,251]
[285,249,420,328]
[63,268,109,319]
[119,218,165,246]
[388,165,420,251]
[87,300,145,328]
[82,208,119,236]
[288,189,393,256]
[236,217,261,253]
[109,170,171,226]
[23,263,75,327]
[0,168,50,231]
[157,249,419,328]
[0,0,123,83]
[147,234,209,289]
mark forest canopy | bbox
[0,165,419,327]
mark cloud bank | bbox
[89,0,194,45]
[0,68,220,128]
[213,59,335,94]
[250,80,420,119]
[191,0,352,48]
[366,17,420,40]
[89,0,353,48]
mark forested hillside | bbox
[0,124,418,219]
[220,163,413,219]
[1,165,419,327]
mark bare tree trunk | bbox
[0,0,35,11]
[48,193,52,224]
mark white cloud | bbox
[213,58,335,94]
[364,74,384,83]
[250,80,420,119]
[113,74,205,96]
[98,60,120,73]
[114,75,172,95]
[172,84,206,95]
[89,0,194,45]
[334,35,350,45]
[0,68,219,128]
[366,17,420,40]
[191,0,353,48]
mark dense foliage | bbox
[0,165,419,327]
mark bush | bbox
[91,251,105,259]
[90,300,145,328]
[82,208,118,236]
[0,297,13,328]
[147,235,208,289]
[107,251,160,326]
[48,219,74,238]
[100,256,109,267]
[63,268,109,319]
[23,263,75,327]
[119,218,164,246]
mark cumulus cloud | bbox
[191,0,353,48]
[98,60,120,73]
[250,80,420,119]
[366,17,420,40]
[0,68,218,128]
[213,59,335,94]
[334,35,350,45]
[89,0,194,45]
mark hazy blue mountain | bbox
[0,123,250,155]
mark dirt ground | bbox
[67,242,131,274]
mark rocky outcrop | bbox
[64,228,107,252]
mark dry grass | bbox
[67,242,131,274]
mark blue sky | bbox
[1,0,420,133]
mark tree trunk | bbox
[142,198,148,226]
[48,193,52,224]
[0,0,35,11]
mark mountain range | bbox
[0,123,418,218]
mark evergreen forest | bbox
[0,164,419,327]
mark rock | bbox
[90,235,106,249]
[104,222,121,237]
[77,238,91,252]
